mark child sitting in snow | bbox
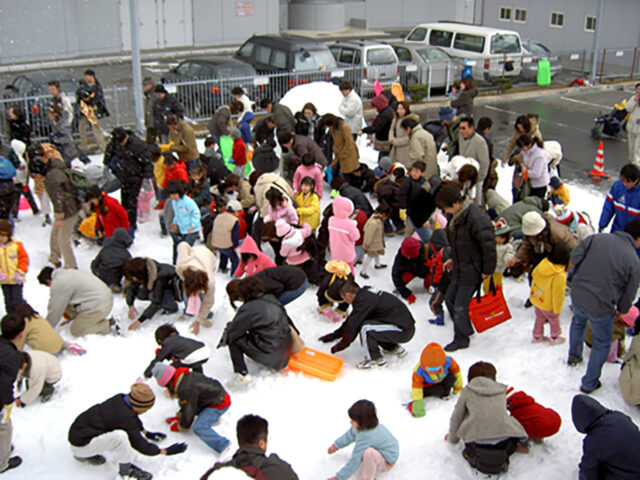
[143,323,209,378]
[14,350,61,407]
[0,218,28,313]
[295,176,320,231]
[360,203,391,280]
[530,242,570,345]
[549,176,570,206]
[293,153,323,199]
[317,260,354,322]
[483,218,515,294]
[408,342,463,417]
[327,399,398,480]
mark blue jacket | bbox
[572,394,640,480]
[238,111,255,145]
[334,424,399,480]
[599,180,640,232]
[170,196,200,234]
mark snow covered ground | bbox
[5,136,637,480]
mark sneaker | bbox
[74,455,106,465]
[359,272,370,279]
[109,317,122,336]
[531,336,549,344]
[524,299,533,308]
[230,373,252,387]
[580,380,601,394]
[1,456,21,472]
[428,312,444,326]
[567,355,583,366]
[374,264,388,269]
[385,345,407,358]
[357,357,387,369]
[218,267,229,274]
[444,342,467,352]
[118,462,153,480]
[549,336,566,345]
[66,343,87,356]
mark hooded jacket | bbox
[338,89,363,134]
[328,197,360,264]
[175,243,216,324]
[254,266,307,297]
[153,93,184,135]
[266,197,299,225]
[391,242,429,299]
[363,95,394,141]
[94,193,129,238]
[279,222,312,265]
[337,183,373,218]
[505,387,561,439]
[499,196,548,234]
[572,394,640,479]
[237,111,255,144]
[362,213,385,256]
[91,228,132,287]
[294,191,320,230]
[234,237,276,278]
[0,238,28,285]
[103,131,153,184]
[293,164,323,198]
[523,144,550,189]
[254,173,295,218]
[215,445,299,480]
[514,213,578,262]
[252,142,279,173]
[530,258,566,315]
[125,259,180,323]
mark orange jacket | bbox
[0,239,29,284]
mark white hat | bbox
[521,211,546,236]
[227,200,242,212]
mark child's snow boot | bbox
[428,312,444,326]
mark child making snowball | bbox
[14,350,61,406]
[143,324,208,378]
[0,219,28,314]
[327,399,398,480]
[530,242,570,344]
[293,153,323,198]
[295,176,320,230]
[360,203,391,279]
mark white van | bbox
[405,22,524,82]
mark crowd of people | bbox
[1,72,640,479]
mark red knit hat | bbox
[420,342,446,369]
[401,237,421,259]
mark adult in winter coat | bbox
[621,329,640,406]
[218,279,293,382]
[249,266,308,306]
[501,115,542,166]
[331,177,373,217]
[458,117,490,205]
[389,102,419,167]
[319,282,415,369]
[516,134,550,199]
[167,115,199,166]
[450,78,478,118]
[124,257,181,330]
[68,384,187,479]
[260,99,296,135]
[567,220,640,393]
[436,185,496,352]
[208,102,242,140]
[86,187,130,239]
[252,172,295,219]
[362,94,394,158]
[38,267,113,337]
[175,242,215,335]
[599,164,640,237]
[142,77,157,144]
[322,114,360,177]
[278,131,327,181]
[90,228,132,291]
[0,314,22,473]
[497,196,549,235]
[7,106,31,147]
[75,72,108,153]
[399,162,436,243]
[14,350,61,406]
[625,82,640,166]
[402,118,438,180]
[47,103,83,164]
[252,116,277,147]
[152,84,184,141]
[572,394,640,479]
[338,81,363,136]
[252,141,279,173]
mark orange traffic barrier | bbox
[585,141,610,180]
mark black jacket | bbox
[202,152,229,186]
[215,446,299,480]
[328,287,415,352]
[76,79,109,118]
[153,93,184,135]
[391,243,429,298]
[252,142,279,173]
[338,183,373,218]
[0,338,20,406]
[254,266,307,298]
[68,394,160,455]
[144,335,206,378]
[349,163,376,193]
[572,394,640,480]
[399,176,425,211]
[219,294,293,371]
[317,272,353,312]
[362,106,394,141]
[450,86,477,118]
[8,119,31,146]
[126,260,181,322]
[375,177,401,211]
[91,228,132,287]
[253,117,275,146]
[173,370,226,429]
[448,202,496,285]
[104,131,153,184]
[408,188,436,228]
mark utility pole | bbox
[130,0,144,133]
[589,0,605,84]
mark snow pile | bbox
[279,81,344,117]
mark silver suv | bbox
[329,41,399,97]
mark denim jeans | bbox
[277,278,308,305]
[568,302,614,390]
[191,407,230,453]
[171,231,199,264]
[218,247,239,273]
[445,282,476,347]
[410,218,432,244]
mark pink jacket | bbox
[293,164,324,198]
[279,222,312,265]
[233,236,276,277]
[266,197,299,225]
[328,196,360,263]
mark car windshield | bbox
[417,48,451,63]
[215,65,254,78]
[407,27,427,42]
[491,34,521,54]
[366,48,396,65]
[294,49,336,71]
[525,42,550,56]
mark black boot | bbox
[119,463,152,480]
[39,382,56,402]
[74,455,106,465]
[1,456,22,472]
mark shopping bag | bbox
[468,277,511,333]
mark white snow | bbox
[5,135,639,480]
[279,82,345,117]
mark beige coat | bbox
[515,212,579,262]
[362,214,385,256]
[18,350,62,406]
[208,212,238,250]
[459,131,490,183]
[237,178,255,209]
[175,242,215,324]
[389,113,419,167]
[169,121,199,163]
[15,314,64,354]
[407,124,438,179]
[331,121,360,175]
[621,335,640,405]
[254,173,294,218]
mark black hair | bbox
[348,400,378,431]
[277,130,294,146]
[459,117,474,129]
[527,113,539,121]
[149,144,162,160]
[265,187,284,208]
[516,133,543,149]
[400,117,419,130]
[259,98,273,109]
[231,86,245,96]
[48,80,60,89]
[321,113,343,128]
[477,117,493,131]
[339,80,353,91]
[548,241,571,268]
[330,176,347,190]
[393,165,406,180]
[375,202,392,216]
[410,161,426,172]
[155,324,178,345]
[124,258,149,285]
[19,351,30,369]
[166,179,187,197]
[435,184,463,209]
[620,164,640,183]
[204,137,216,148]
[165,113,179,125]
[624,218,640,240]
[38,266,54,286]
[1,313,25,340]
[13,302,39,321]
[111,127,128,144]
[86,185,102,201]
[301,176,316,190]
[515,115,531,132]
[301,153,315,167]
[84,69,96,77]
[458,164,478,187]
[9,106,26,122]
[236,414,268,446]
[339,280,360,298]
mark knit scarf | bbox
[449,198,472,227]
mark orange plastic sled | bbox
[288,348,344,381]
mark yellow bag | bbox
[77,213,100,239]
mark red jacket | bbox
[353,208,367,247]
[506,387,561,439]
[232,138,247,167]
[96,193,129,238]
[163,161,188,187]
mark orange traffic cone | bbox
[585,141,610,179]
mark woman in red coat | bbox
[87,186,130,239]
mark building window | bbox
[514,8,527,23]
[550,12,565,28]
[585,16,596,32]
[499,7,511,21]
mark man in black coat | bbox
[330,177,373,218]
[104,128,153,234]
[253,266,308,305]
[91,227,132,291]
[152,84,184,143]
[320,282,415,369]
[572,394,640,480]
[76,69,108,153]
[68,383,186,479]
[252,116,276,146]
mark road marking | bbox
[559,96,613,109]
[482,104,586,132]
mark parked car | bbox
[161,56,257,118]
[328,41,399,97]
[235,34,338,99]
[521,41,562,82]
[387,42,463,89]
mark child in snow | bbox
[274,219,320,284]
[0,219,28,314]
[391,237,429,305]
[208,200,241,274]
[328,196,360,273]
[549,176,570,206]
[234,236,276,278]
[166,179,201,264]
[373,163,406,236]
[553,203,595,242]
[505,384,561,447]
[426,229,451,326]
[230,128,247,178]
[586,308,635,363]
[408,342,463,417]
[483,218,515,293]
[293,153,323,198]
[327,399,399,480]
[150,145,166,196]
[295,176,320,230]
[152,362,231,456]
[530,242,570,344]
[360,203,391,279]
[14,350,61,406]
[143,324,208,377]
[188,162,212,214]
[317,260,354,322]
[265,187,298,225]
[157,153,188,210]
[90,227,133,293]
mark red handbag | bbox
[468,277,512,333]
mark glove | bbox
[159,143,171,153]
[408,400,425,418]
[165,416,180,432]
[399,209,407,221]
[0,272,8,282]
[12,272,24,283]
[406,294,416,305]
[331,189,339,198]
[331,340,348,354]
[319,331,340,343]
[145,431,167,442]
[165,442,188,456]
[169,422,180,433]
[248,206,257,214]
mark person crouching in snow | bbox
[143,323,209,378]
[407,342,463,418]
[152,362,232,457]
[274,219,320,284]
[553,203,594,242]
[319,281,415,369]
[68,383,187,480]
[391,237,429,305]
[175,242,216,334]
[14,350,61,407]
[90,227,132,293]
[549,176,570,206]
[505,385,561,449]
[360,203,390,279]
[0,218,28,314]
[317,260,354,323]
[234,236,276,278]
[86,186,130,240]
